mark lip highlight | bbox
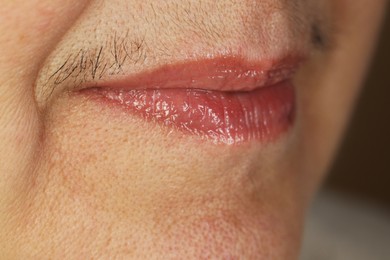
[83,57,301,144]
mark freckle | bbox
[18,33,27,43]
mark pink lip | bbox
[90,56,302,92]
[83,56,302,144]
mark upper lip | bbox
[35,0,314,109]
[87,55,305,93]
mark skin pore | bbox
[0,0,387,259]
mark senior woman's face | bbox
[0,0,386,258]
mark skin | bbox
[0,0,386,259]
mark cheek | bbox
[0,0,91,75]
[0,0,93,189]
[0,0,93,179]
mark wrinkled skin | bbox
[0,1,386,259]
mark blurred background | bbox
[325,7,390,210]
[301,8,390,260]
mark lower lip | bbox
[84,80,295,145]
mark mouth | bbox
[80,55,303,145]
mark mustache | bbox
[42,30,147,91]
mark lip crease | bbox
[81,55,303,145]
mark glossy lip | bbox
[87,55,304,92]
[82,55,303,145]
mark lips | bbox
[82,56,302,144]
